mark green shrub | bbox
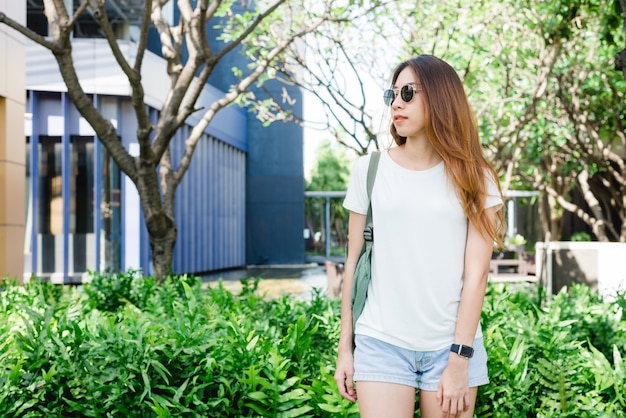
[0,276,353,417]
[83,269,156,312]
[477,284,626,417]
[570,232,592,242]
[1,274,625,417]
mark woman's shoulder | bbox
[354,150,381,170]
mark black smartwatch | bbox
[451,344,474,359]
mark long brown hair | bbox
[390,55,505,247]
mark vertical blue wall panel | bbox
[172,131,246,275]
[206,16,305,267]
[245,79,305,266]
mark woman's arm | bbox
[334,211,366,402]
[437,205,498,415]
[454,205,497,348]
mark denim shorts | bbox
[353,334,489,391]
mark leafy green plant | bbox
[506,233,527,247]
[2,273,625,417]
[570,232,592,241]
[83,270,155,312]
[477,283,626,417]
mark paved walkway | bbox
[203,264,329,299]
[201,258,539,300]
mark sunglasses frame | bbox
[383,84,417,106]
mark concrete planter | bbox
[535,241,626,298]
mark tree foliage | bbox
[497,0,626,241]
[305,139,354,251]
[307,139,352,193]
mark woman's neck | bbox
[389,139,442,171]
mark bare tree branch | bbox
[67,0,90,29]
[174,7,330,183]
[133,0,154,72]
[86,1,154,158]
[214,0,288,63]
[0,11,56,50]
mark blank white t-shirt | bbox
[343,150,503,351]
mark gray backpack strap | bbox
[351,151,381,330]
[364,151,381,238]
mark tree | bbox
[0,0,379,280]
[258,1,399,156]
[305,138,353,251]
[278,23,392,155]
[396,0,626,241]
[494,0,626,241]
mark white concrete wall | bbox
[536,241,626,299]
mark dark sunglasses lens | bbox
[383,89,395,106]
[400,85,414,103]
[384,86,415,106]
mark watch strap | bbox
[451,343,474,359]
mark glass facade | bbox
[25,135,121,281]
[69,136,95,274]
[37,136,63,273]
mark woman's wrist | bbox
[448,352,471,368]
[337,336,353,354]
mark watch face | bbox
[460,345,474,358]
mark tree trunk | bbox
[537,195,552,242]
[547,195,563,241]
[577,170,609,241]
[137,182,177,281]
[334,216,346,249]
[148,223,177,280]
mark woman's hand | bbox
[436,354,470,416]
[334,350,358,402]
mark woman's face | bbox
[390,67,427,140]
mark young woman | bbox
[334,55,506,418]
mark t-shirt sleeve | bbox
[485,171,504,211]
[343,154,370,215]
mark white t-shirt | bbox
[343,150,503,351]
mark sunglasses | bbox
[383,84,417,106]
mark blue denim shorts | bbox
[353,334,489,391]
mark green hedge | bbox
[0,272,624,417]
[478,284,626,417]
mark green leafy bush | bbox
[1,274,624,417]
[83,270,156,312]
[570,232,592,242]
[0,276,356,417]
[477,284,626,417]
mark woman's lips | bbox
[394,115,407,123]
